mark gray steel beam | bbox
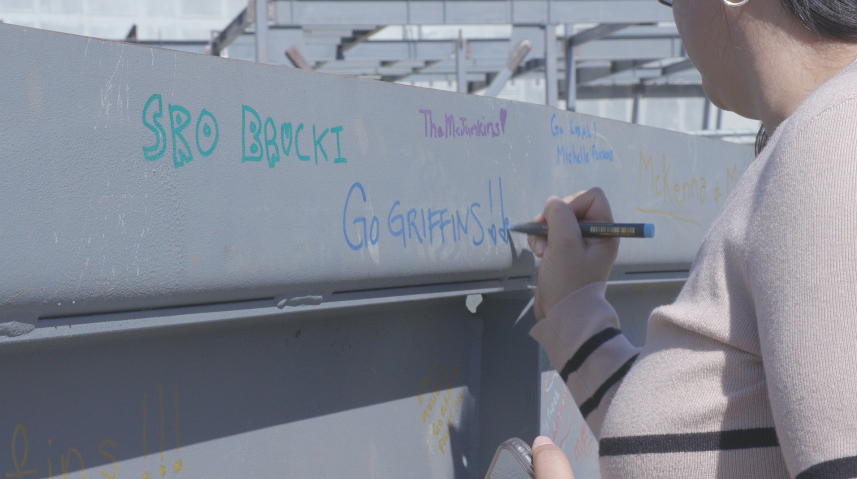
[585,69,702,86]
[379,60,436,82]
[345,39,498,62]
[406,57,697,83]
[545,25,557,106]
[137,40,209,54]
[286,45,313,68]
[208,4,254,56]
[576,59,655,84]
[337,26,384,58]
[568,23,632,47]
[485,39,531,97]
[343,36,682,63]
[317,59,387,71]
[631,89,641,123]
[223,41,694,88]
[410,58,507,75]
[272,0,673,26]
[605,24,679,37]
[456,30,467,92]
[211,29,309,64]
[577,83,706,99]
[540,0,674,24]
[565,33,576,110]
[495,25,547,83]
[564,22,632,110]
[135,2,704,102]
[255,0,269,63]
[396,72,487,82]
[661,58,695,76]
[0,22,751,323]
[511,57,545,79]
[578,37,682,61]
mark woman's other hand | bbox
[528,188,620,320]
[532,436,575,479]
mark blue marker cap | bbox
[644,223,655,238]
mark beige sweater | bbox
[531,60,857,479]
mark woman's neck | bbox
[740,11,857,133]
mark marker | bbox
[509,222,655,238]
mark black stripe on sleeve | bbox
[559,327,622,382]
[797,456,857,479]
[578,353,638,418]
[599,428,779,456]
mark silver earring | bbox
[722,0,749,6]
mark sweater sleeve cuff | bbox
[529,282,621,367]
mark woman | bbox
[527,0,857,475]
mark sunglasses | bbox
[658,0,673,6]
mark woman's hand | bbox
[532,436,575,479]
[528,188,620,320]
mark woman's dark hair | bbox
[780,0,857,41]
[755,0,857,155]
[755,125,768,156]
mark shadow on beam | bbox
[577,83,706,100]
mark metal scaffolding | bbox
[120,0,750,135]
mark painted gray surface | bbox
[0,287,590,479]
[0,24,752,479]
[2,283,610,479]
[477,293,540,478]
[1,297,483,479]
[0,23,752,325]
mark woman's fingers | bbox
[530,188,619,321]
[532,237,547,257]
[528,193,600,257]
[543,197,582,251]
[528,212,547,257]
[532,436,575,479]
[566,187,614,223]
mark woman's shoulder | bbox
[774,61,857,149]
[753,63,857,209]
[746,67,857,260]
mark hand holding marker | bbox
[511,191,654,324]
[509,221,655,238]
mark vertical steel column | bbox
[564,31,576,111]
[703,99,712,130]
[631,89,642,124]
[254,0,268,63]
[456,30,467,93]
[545,25,558,107]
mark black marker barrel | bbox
[509,222,654,238]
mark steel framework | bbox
[122,0,748,134]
